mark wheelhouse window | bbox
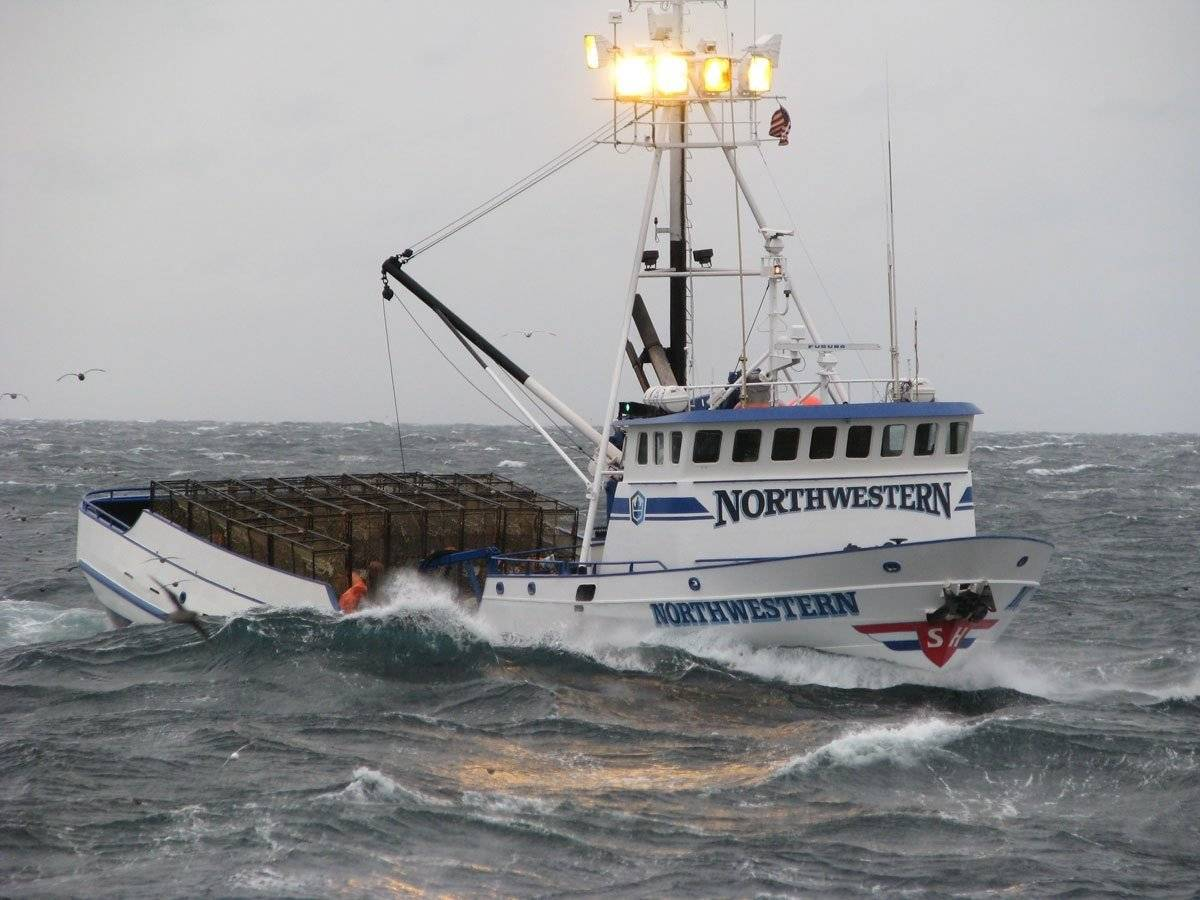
[809,426,837,460]
[946,421,969,455]
[846,425,872,458]
[670,431,682,464]
[881,424,906,457]
[653,431,664,465]
[914,422,938,456]
[636,432,648,465]
[692,430,722,463]
[771,427,800,461]
[732,429,761,463]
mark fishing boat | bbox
[76,0,1050,670]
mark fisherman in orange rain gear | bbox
[339,570,369,614]
[339,561,387,614]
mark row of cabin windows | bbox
[634,421,970,466]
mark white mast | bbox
[885,86,901,399]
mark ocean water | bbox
[1,420,1198,897]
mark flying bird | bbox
[503,330,557,338]
[1,392,29,401]
[221,741,254,769]
[57,369,106,382]
[151,578,209,640]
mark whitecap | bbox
[321,766,449,807]
[0,599,108,650]
[497,459,526,468]
[1028,463,1115,477]
[777,717,978,775]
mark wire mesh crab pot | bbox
[149,472,579,595]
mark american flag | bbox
[768,105,791,146]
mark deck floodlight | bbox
[614,52,654,98]
[701,56,732,93]
[584,34,613,70]
[653,54,689,96]
[739,34,782,95]
[692,248,714,268]
[741,55,773,94]
[641,250,659,270]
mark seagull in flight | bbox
[503,330,557,339]
[221,741,254,769]
[58,369,106,382]
[151,578,209,641]
[1,392,29,401]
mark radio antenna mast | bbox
[885,76,901,399]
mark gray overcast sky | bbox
[2,0,1197,432]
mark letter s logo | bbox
[926,627,944,648]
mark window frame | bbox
[808,425,838,460]
[692,429,723,464]
[636,431,648,465]
[881,423,907,458]
[771,427,801,461]
[845,424,873,459]
[946,421,969,455]
[914,422,939,457]
[731,429,762,463]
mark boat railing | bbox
[488,547,668,577]
[637,377,929,410]
[81,487,151,532]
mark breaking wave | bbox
[777,717,979,775]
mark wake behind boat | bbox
[76,0,1050,670]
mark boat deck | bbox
[148,472,579,593]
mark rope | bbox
[379,295,406,470]
[388,297,532,430]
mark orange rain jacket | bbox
[339,573,368,614]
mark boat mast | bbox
[665,1,688,386]
[885,86,901,398]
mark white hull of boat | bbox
[77,492,1048,670]
[478,535,1050,671]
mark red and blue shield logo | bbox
[853,618,996,667]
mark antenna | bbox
[884,71,901,400]
[913,307,920,387]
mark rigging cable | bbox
[388,295,532,431]
[379,293,407,470]
[402,107,644,261]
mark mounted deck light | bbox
[739,34,782,95]
[583,33,613,70]
[653,54,689,96]
[614,52,654,99]
[741,55,773,94]
[692,248,713,268]
[701,56,732,93]
[641,250,659,270]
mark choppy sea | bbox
[1,420,1198,897]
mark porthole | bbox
[882,561,902,574]
[527,582,536,596]
[688,577,702,592]
[178,591,187,604]
[1016,555,1028,568]
[495,582,504,595]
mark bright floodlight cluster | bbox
[583,31,779,100]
